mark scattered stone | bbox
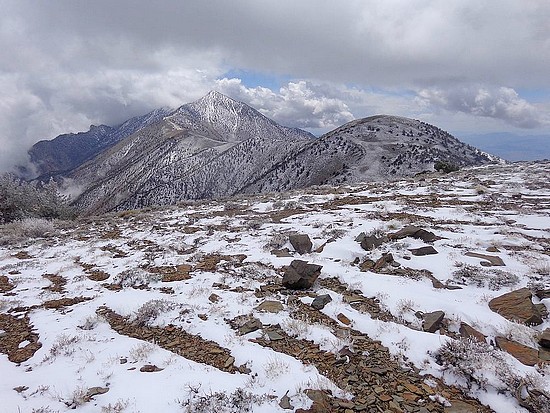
[465,252,505,266]
[360,235,386,251]
[140,364,163,372]
[337,313,352,325]
[86,387,109,398]
[289,234,313,254]
[409,246,438,256]
[389,226,440,243]
[538,329,550,348]
[0,276,15,293]
[422,311,445,333]
[208,293,220,303]
[238,318,262,335]
[12,251,32,260]
[444,400,478,412]
[224,356,235,368]
[459,322,486,343]
[255,300,284,313]
[282,260,323,290]
[120,357,127,364]
[488,288,543,326]
[271,248,292,257]
[13,386,28,393]
[373,253,394,271]
[535,288,550,300]
[266,330,284,341]
[539,348,550,362]
[359,259,375,272]
[311,294,332,310]
[198,313,208,321]
[486,246,499,252]
[495,337,539,366]
[279,392,294,410]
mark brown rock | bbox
[360,235,386,251]
[359,259,375,272]
[337,313,352,325]
[390,226,440,242]
[496,337,539,366]
[208,293,220,303]
[488,288,543,325]
[373,253,393,271]
[86,386,109,398]
[459,322,486,343]
[409,246,438,256]
[444,400,478,412]
[289,234,313,254]
[465,251,505,266]
[255,300,284,313]
[140,364,163,372]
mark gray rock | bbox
[279,392,294,410]
[535,288,550,300]
[465,251,505,266]
[282,260,323,290]
[409,246,438,256]
[289,234,313,254]
[390,226,440,242]
[238,318,262,335]
[311,294,332,310]
[360,236,386,251]
[422,310,445,333]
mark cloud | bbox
[216,78,354,131]
[417,86,543,128]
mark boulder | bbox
[359,259,375,272]
[495,337,539,366]
[289,234,313,254]
[238,318,262,335]
[422,311,445,333]
[282,260,323,290]
[465,252,505,266]
[459,322,486,343]
[539,328,550,348]
[389,226,440,243]
[488,288,543,326]
[409,246,438,256]
[373,253,394,272]
[360,236,386,251]
[311,294,332,310]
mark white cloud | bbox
[417,86,543,129]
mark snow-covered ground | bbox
[1,161,549,413]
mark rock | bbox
[409,246,438,256]
[538,329,550,348]
[282,260,323,290]
[539,348,550,362]
[486,246,499,252]
[267,330,284,341]
[444,400,478,412]
[311,294,332,310]
[495,337,539,366]
[337,313,352,325]
[459,322,486,343]
[279,392,294,410]
[422,311,445,333]
[238,318,262,335]
[389,226,440,242]
[360,236,386,251]
[86,387,109,398]
[535,288,550,300]
[140,364,163,372]
[208,293,220,303]
[359,259,375,272]
[289,234,313,254]
[255,300,284,313]
[465,251,505,266]
[224,356,235,368]
[488,288,543,326]
[271,248,292,257]
[373,253,394,271]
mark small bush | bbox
[452,265,519,290]
[180,388,270,413]
[0,218,57,245]
[111,268,161,288]
[132,299,178,326]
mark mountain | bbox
[24,107,172,180]
[32,92,495,213]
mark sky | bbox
[1,0,550,170]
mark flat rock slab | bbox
[311,294,332,310]
[459,322,486,343]
[389,226,440,243]
[238,318,262,335]
[255,300,284,313]
[423,311,445,333]
[495,337,539,366]
[409,246,438,256]
[282,260,322,290]
[465,252,505,266]
[289,234,313,254]
[488,288,543,326]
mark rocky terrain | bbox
[23,92,496,214]
[1,161,548,412]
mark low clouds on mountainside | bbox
[1,0,549,170]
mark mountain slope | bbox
[50,93,496,213]
[25,107,172,180]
